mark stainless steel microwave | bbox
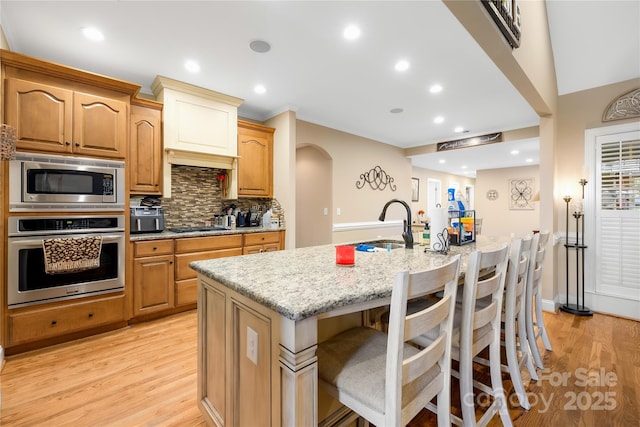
[9,152,125,212]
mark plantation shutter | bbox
[595,130,640,300]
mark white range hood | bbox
[152,75,243,198]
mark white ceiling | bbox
[1,1,638,178]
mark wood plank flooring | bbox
[1,309,637,426]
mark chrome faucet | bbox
[378,199,414,249]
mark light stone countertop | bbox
[190,236,508,321]
[129,226,286,241]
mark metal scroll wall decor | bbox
[356,165,397,191]
[602,88,640,122]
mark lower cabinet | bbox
[132,239,175,316]
[174,235,243,307]
[199,276,278,426]
[243,231,283,254]
[7,294,125,346]
[131,234,244,318]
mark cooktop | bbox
[168,226,229,233]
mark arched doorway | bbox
[296,145,333,247]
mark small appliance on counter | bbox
[130,206,165,233]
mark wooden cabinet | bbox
[132,240,175,316]
[7,295,125,346]
[243,231,282,254]
[199,278,277,426]
[174,235,243,307]
[130,100,163,194]
[5,77,128,159]
[237,120,274,198]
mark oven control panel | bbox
[8,215,125,236]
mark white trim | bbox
[333,220,403,232]
[585,291,640,320]
[541,298,558,313]
[584,121,640,319]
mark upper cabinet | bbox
[151,76,243,198]
[1,50,138,160]
[130,99,163,195]
[5,78,128,159]
[237,120,274,198]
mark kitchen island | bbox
[190,237,505,426]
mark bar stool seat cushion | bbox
[317,326,441,411]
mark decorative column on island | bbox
[560,178,593,316]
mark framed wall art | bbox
[411,177,419,202]
[509,178,534,210]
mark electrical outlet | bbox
[337,207,341,215]
[247,326,258,365]
[323,207,328,215]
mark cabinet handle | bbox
[169,261,173,264]
[88,312,94,318]
[75,142,80,147]
[153,247,157,251]
[51,320,57,326]
[65,141,71,146]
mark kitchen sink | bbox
[352,239,406,250]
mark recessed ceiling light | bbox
[433,116,444,124]
[390,108,404,114]
[82,27,104,42]
[429,84,443,94]
[394,60,410,72]
[454,126,464,133]
[249,40,271,53]
[184,60,200,73]
[526,158,533,163]
[461,165,467,169]
[254,84,266,94]
[343,24,361,40]
[439,159,446,164]
[510,149,520,155]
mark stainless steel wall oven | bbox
[7,215,125,307]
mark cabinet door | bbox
[130,104,162,194]
[133,255,175,315]
[5,78,73,154]
[237,121,274,197]
[73,91,127,159]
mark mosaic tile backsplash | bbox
[131,165,285,229]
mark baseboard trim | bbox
[542,298,558,313]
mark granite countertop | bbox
[130,226,286,241]
[190,236,507,322]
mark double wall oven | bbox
[7,153,126,307]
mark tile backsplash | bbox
[131,165,285,228]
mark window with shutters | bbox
[590,128,640,308]
[599,139,640,211]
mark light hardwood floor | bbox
[1,309,637,426]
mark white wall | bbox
[266,111,296,249]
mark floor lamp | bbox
[560,180,593,316]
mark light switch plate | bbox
[247,326,258,365]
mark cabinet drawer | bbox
[244,232,280,247]
[134,239,174,257]
[175,235,243,253]
[8,295,125,345]
[175,278,198,306]
[175,248,244,280]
